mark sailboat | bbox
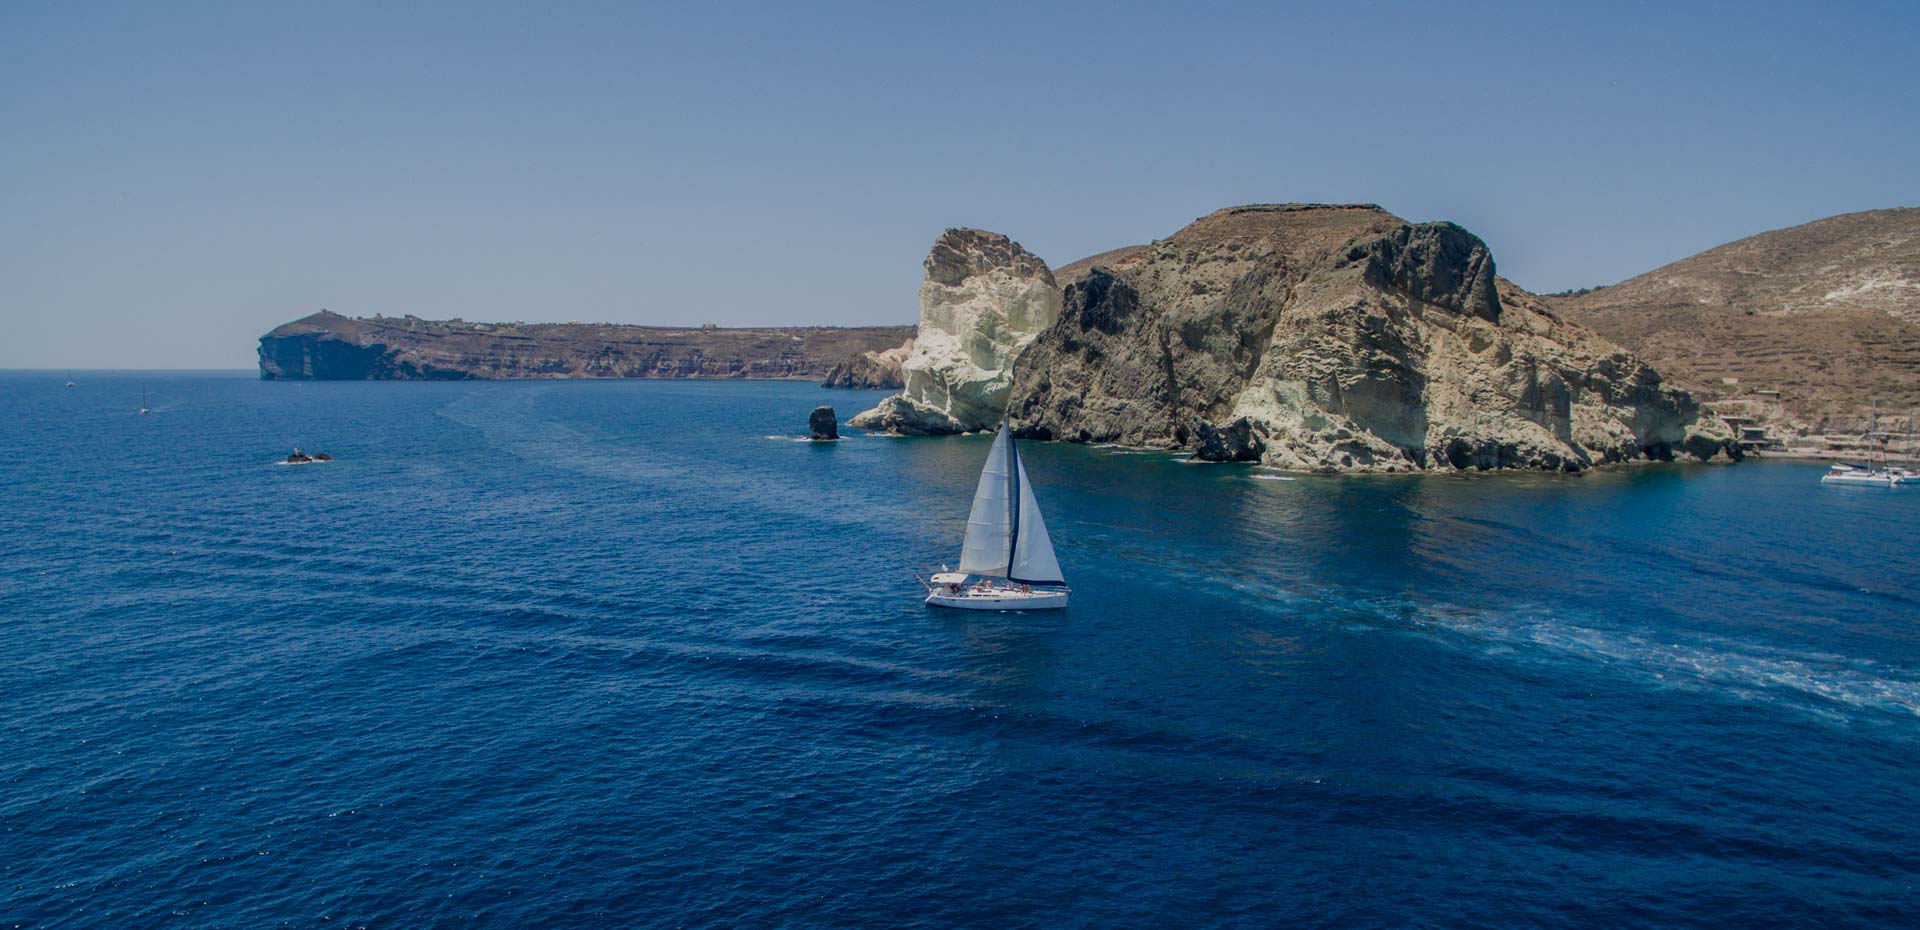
[65,371,76,388]
[138,388,150,415]
[921,419,1069,610]
[1821,400,1896,487]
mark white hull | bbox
[1821,471,1896,487]
[925,588,1068,611]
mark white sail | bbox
[956,422,1065,585]
[1008,454,1063,584]
[957,427,1014,576]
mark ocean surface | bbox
[4,372,1918,929]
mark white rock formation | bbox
[850,228,1061,433]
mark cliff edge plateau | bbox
[258,313,914,381]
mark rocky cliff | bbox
[849,229,1061,433]
[257,312,915,381]
[1551,207,1920,435]
[821,338,912,389]
[1008,204,1737,472]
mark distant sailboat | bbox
[1821,400,1898,487]
[921,419,1069,610]
[138,388,150,415]
[65,371,76,388]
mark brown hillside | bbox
[1553,208,1920,432]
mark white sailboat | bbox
[138,388,150,415]
[1821,400,1899,487]
[922,419,1069,610]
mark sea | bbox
[3,372,1918,929]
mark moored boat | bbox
[1820,401,1906,488]
[1820,462,1896,487]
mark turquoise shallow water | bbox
[3,372,1919,928]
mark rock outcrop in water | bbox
[849,229,1062,434]
[809,406,839,441]
[821,338,911,389]
[1009,204,1738,472]
[258,311,915,381]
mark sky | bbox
[3,1,1917,369]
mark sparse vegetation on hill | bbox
[1551,207,1920,434]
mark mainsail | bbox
[957,422,1065,585]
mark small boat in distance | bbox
[1821,462,1896,488]
[921,418,1069,610]
[138,389,149,415]
[65,371,76,388]
[280,448,334,466]
[1820,400,1901,488]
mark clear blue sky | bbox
[4,0,1916,369]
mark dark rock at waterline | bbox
[810,406,839,440]
[1189,416,1265,462]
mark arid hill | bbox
[257,311,914,381]
[1551,208,1920,435]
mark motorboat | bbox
[280,448,334,465]
[1820,462,1895,488]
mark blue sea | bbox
[4,372,1918,929]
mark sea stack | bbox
[809,406,839,441]
[850,229,1061,434]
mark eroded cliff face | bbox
[822,338,912,389]
[849,229,1061,433]
[1009,204,1737,472]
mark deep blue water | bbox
[4,372,1919,929]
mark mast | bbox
[1005,416,1021,574]
[1871,400,1880,472]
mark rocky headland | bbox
[858,204,1739,473]
[257,312,914,381]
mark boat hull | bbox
[925,589,1068,611]
[1821,472,1897,487]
